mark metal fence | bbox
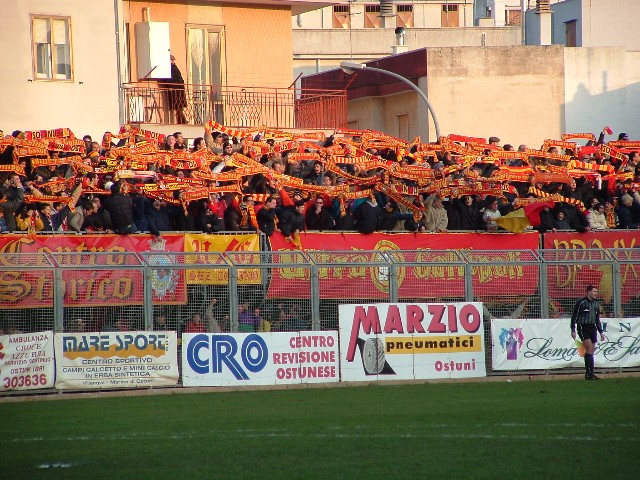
[122,82,348,130]
[2,248,638,380]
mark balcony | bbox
[122,82,347,130]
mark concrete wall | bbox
[293,26,521,80]
[338,46,567,146]
[341,44,640,147]
[564,47,640,140]
[426,46,565,147]
[294,26,521,55]
[0,0,120,140]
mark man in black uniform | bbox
[570,285,605,380]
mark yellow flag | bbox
[495,208,531,233]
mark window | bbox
[32,15,72,80]
[396,4,414,28]
[187,26,226,123]
[333,5,351,29]
[441,4,459,28]
[187,26,225,87]
[364,5,381,29]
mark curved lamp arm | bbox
[340,61,441,142]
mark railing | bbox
[122,82,348,130]
[3,247,639,334]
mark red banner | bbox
[543,231,640,304]
[0,234,186,307]
[268,232,540,299]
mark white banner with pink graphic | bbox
[491,318,640,370]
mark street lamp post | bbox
[340,61,441,142]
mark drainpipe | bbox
[462,0,465,28]
[114,0,125,125]
[521,0,526,45]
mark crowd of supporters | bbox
[1,123,640,238]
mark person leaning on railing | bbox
[586,203,608,230]
[69,200,95,232]
[549,209,571,231]
[616,193,640,229]
[423,193,449,232]
[83,196,113,233]
[278,198,306,241]
[15,204,44,232]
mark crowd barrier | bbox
[1,229,639,394]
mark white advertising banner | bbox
[55,331,179,389]
[491,318,640,370]
[182,331,339,387]
[0,331,55,391]
[339,302,486,382]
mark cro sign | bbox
[182,332,339,387]
[186,334,269,380]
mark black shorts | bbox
[577,324,598,343]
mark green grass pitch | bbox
[1,377,638,479]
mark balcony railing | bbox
[122,82,347,130]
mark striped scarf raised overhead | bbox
[568,159,615,174]
[561,132,596,142]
